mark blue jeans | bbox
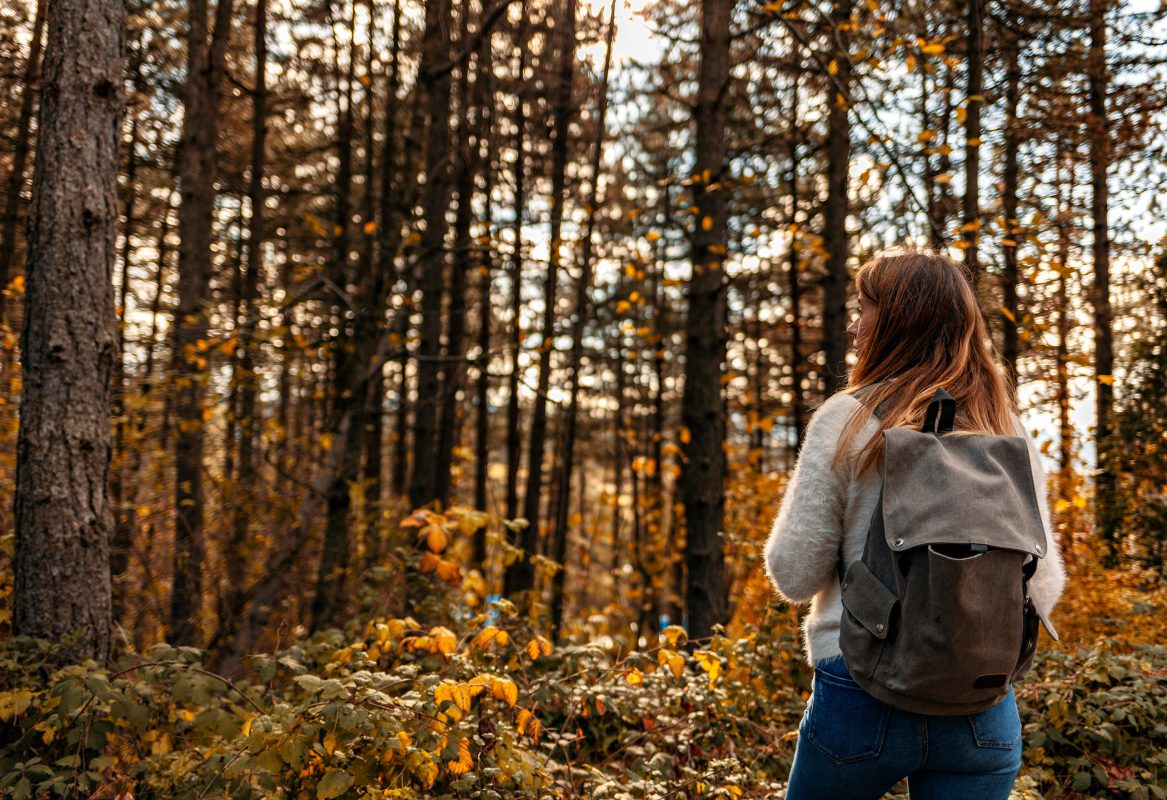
[786,655,1023,800]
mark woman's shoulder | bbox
[804,391,870,447]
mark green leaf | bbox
[317,769,354,799]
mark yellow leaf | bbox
[694,650,722,687]
[661,624,688,646]
[615,300,632,314]
[471,626,509,649]
[921,42,945,56]
[645,231,662,242]
[624,668,644,686]
[701,216,714,232]
[363,220,378,234]
[999,306,1016,324]
[679,427,691,445]
[933,173,953,185]
[0,691,35,722]
[323,730,337,755]
[421,523,448,552]
[492,678,518,707]
[447,737,473,774]
[430,626,458,655]
[525,635,553,660]
[1097,374,1114,386]
[320,433,333,450]
[358,74,372,87]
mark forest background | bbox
[1,0,1167,796]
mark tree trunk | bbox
[512,0,578,597]
[1088,0,1116,562]
[787,71,805,451]
[221,0,268,652]
[503,6,530,578]
[820,0,851,396]
[962,0,984,289]
[1000,20,1021,385]
[682,0,732,641]
[14,0,124,664]
[170,0,236,646]
[436,0,484,509]
[111,47,144,622]
[0,0,46,300]
[473,54,498,564]
[312,3,362,630]
[550,0,615,638]
[408,0,455,511]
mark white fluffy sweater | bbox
[763,391,1067,666]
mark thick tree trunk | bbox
[820,0,851,396]
[170,0,235,646]
[1088,0,1116,562]
[408,0,455,511]
[0,0,46,299]
[682,0,732,641]
[14,0,124,664]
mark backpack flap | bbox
[841,560,899,640]
[881,427,1046,558]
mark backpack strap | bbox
[922,387,956,434]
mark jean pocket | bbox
[805,665,892,764]
[967,688,1022,749]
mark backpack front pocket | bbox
[886,545,1026,706]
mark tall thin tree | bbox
[682,0,733,640]
[170,0,236,646]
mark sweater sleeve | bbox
[763,392,859,604]
[1012,414,1067,638]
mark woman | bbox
[764,250,1066,799]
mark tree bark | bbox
[408,0,455,511]
[436,0,485,509]
[14,0,124,664]
[512,0,578,597]
[312,3,363,630]
[682,0,733,641]
[1000,19,1021,385]
[1088,0,1116,562]
[0,0,47,300]
[787,70,804,452]
[550,0,615,638]
[962,0,984,288]
[221,0,268,652]
[501,10,529,531]
[820,0,851,396]
[170,0,235,646]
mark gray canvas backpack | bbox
[838,386,1055,715]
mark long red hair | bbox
[831,249,1019,476]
